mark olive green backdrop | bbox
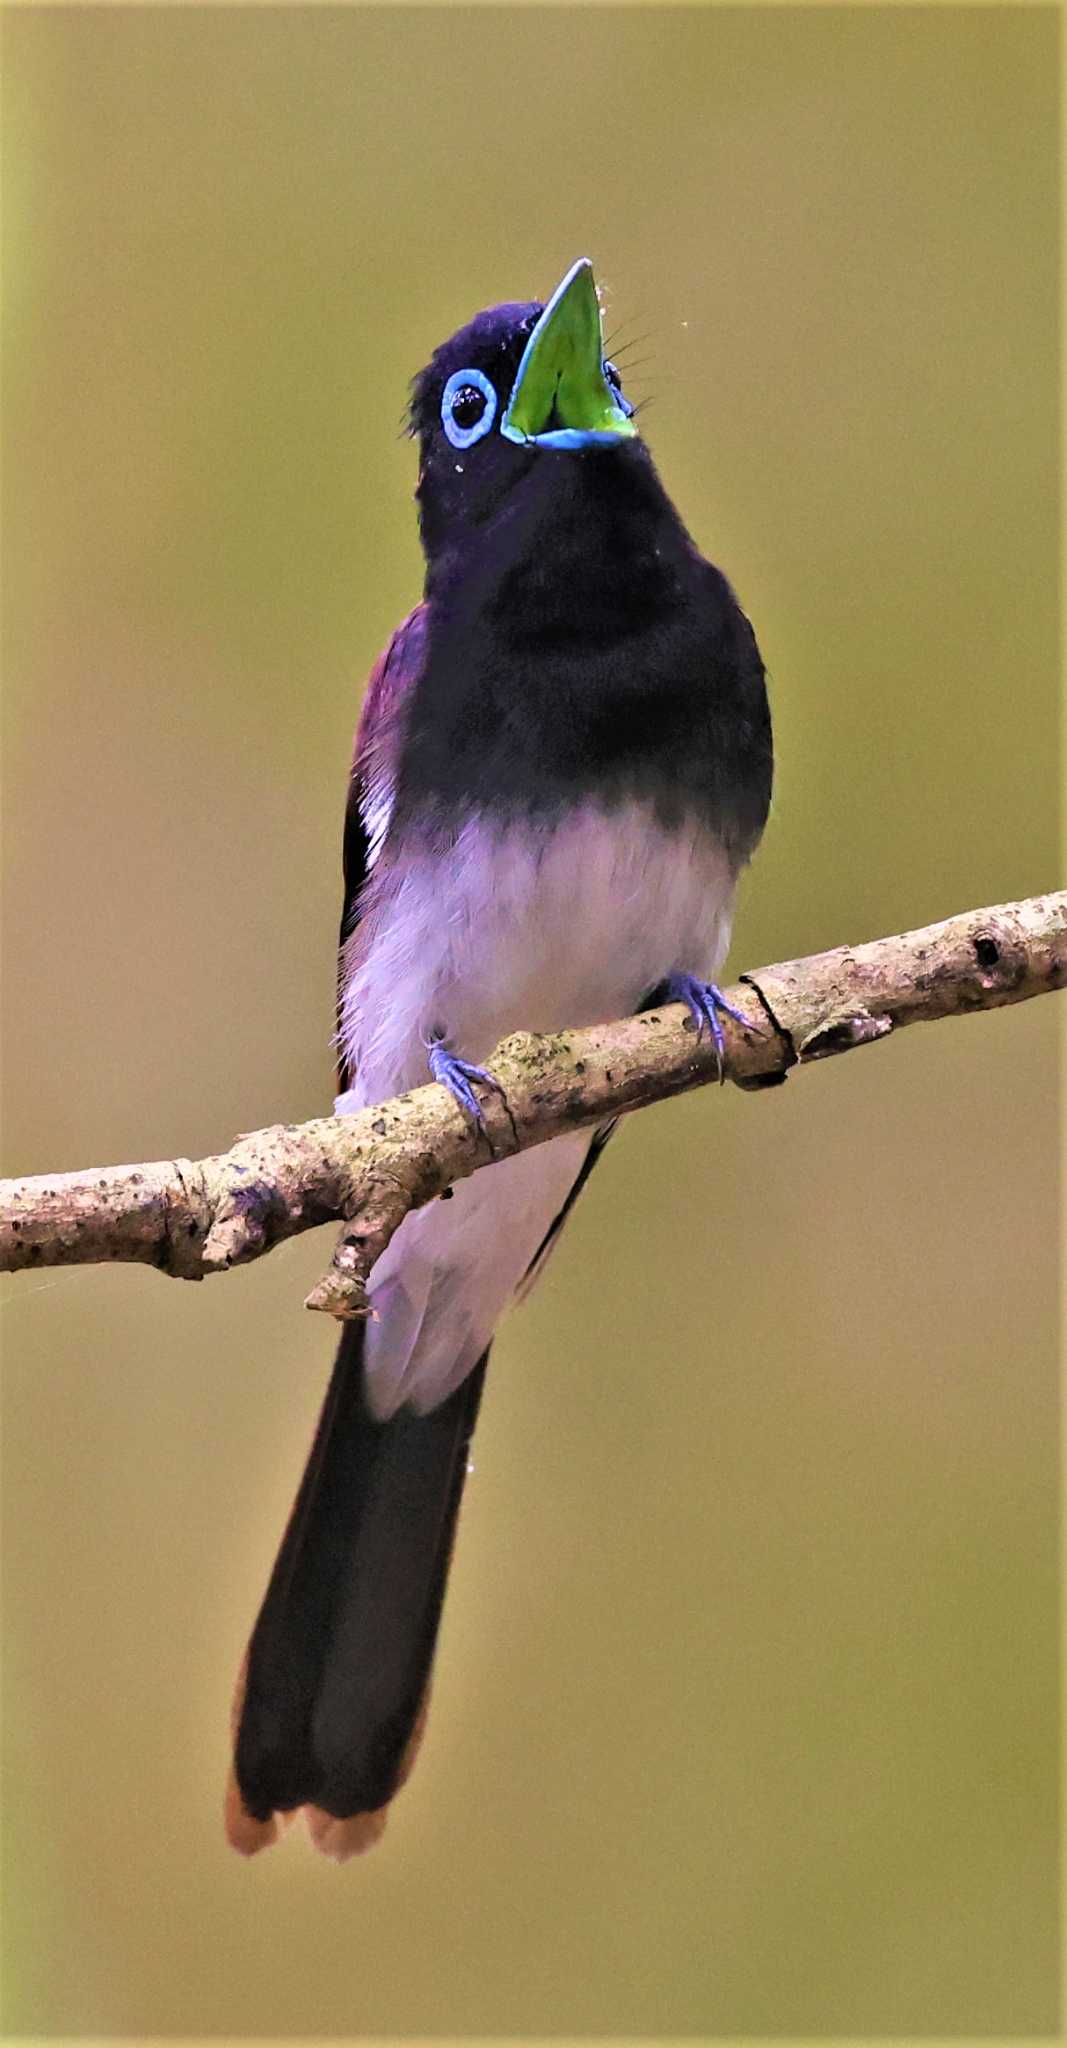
[1,4,1060,2037]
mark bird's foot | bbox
[664,973,754,1084]
[425,1031,506,1132]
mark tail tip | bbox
[224,1770,390,1862]
[305,1802,390,1860]
[224,1770,280,1857]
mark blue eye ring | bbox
[441,367,497,449]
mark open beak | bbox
[500,258,637,450]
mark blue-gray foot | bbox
[425,1031,506,1130]
[664,972,753,1082]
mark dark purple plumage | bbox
[227,264,771,1859]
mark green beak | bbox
[500,258,637,449]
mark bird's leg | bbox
[660,971,756,1084]
[424,1029,507,1132]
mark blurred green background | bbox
[1,4,1059,2037]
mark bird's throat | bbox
[431,442,690,646]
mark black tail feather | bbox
[233,1323,488,1829]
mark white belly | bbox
[336,802,735,1415]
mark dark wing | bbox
[515,1120,618,1301]
[514,974,681,1300]
[336,604,429,1092]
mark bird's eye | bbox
[441,368,497,449]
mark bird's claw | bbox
[665,973,755,1083]
[425,1031,505,1131]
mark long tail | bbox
[226,1323,488,1860]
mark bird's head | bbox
[409,258,641,563]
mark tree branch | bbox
[3,891,1063,1319]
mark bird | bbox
[225,258,772,1860]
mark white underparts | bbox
[337,801,736,1416]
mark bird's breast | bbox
[338,802,736,1112]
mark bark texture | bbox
[2,891,1063,1319]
